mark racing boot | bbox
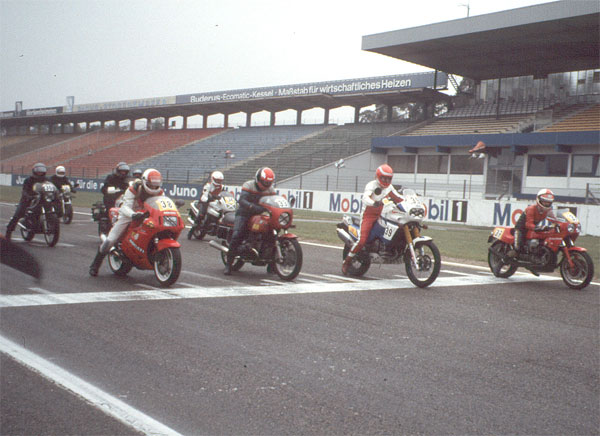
[342,255,353,276]
[4,230,12,242]
[223,251,234,276]
[89,250,106,277]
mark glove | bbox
[132,212,145,221]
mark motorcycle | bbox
[91,187,125,236]
[106,195,185,287]
[336,188,441,288]
[187,191,237,240]
[488,207,594,290]
[59,183,77,224]
[18,181,60,247]
[208,195,303,281]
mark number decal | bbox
[383,223,398,241]
[492,227,504,239]
[156,198,176,211]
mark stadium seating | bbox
[403,114,533,136]
[540,103,600,132]
[439,99,555,118]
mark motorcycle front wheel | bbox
[63,204,73,224]
[488,240,518,278]
[560,250,594,290]
[274,238,303,281]
[404,240,441,288]
[42,214,60,247]
[18,218,35,241]
[154,247,182,287]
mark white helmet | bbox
[141,168,163,196]
[536,188,554,211]
[211,171,224,188]
[55,165,66,177]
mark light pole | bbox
[334,158,345,191]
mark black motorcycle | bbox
[18,181,60,247]
[91,201,112,236]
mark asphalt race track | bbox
[1,204,598,435]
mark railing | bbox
[585,183,600,205]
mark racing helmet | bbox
[32,162,47,178]
[211,171,224,188]
[132,168,143,178]
[55,165,66,177]
[115,161,130,179]
[255,167,275,191]
[375,164,393,188]
[141,168,163,195]
[536,188,555,211]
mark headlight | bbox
[162,216,179,227]
[567,223,575,233]
[409,207,425,217]
[278,212,291,227]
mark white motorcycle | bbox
[336,188,441,287]
[187,191,237,240]
[59,184,76,224]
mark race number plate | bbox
[383,222,399,241]
[156,198,177,212]
[492,227,505,239]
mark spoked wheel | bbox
[488,240,518,278]
[341,245,371,277]
[42,214,60,247]
[560,251,594,290]
[18,218,35,241]
[154,247,182,287]
[108,249,133,276]
[273,238,303,281]
[63,204,73,224]
[220,242,244,271]
[404,240,441,288]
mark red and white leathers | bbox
[347,180,403,258]
[99,180,164,254]
[200,180,223,203]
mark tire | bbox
[154,247,182,287]
[63,204,73,224]
[560,250,594,290]
[43,214,60,247]
[274,238,303,281]
[404,240,441,288]
[488,240,518,278]
[220,244,244,271]
[342,245,371,277]
[108,249,133,276]
[19,218,35,241]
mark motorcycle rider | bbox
[342,164,404,275]
[5,163,48,241]
[223,167,276,275]
[100,162,130,211]
[188,170,224,240]
[509,188,555,257]
[89,168,164,276]
[50,165,76,217]
[130,168,143,184]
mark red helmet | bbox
[255,167,275,190]
[375,164,393,188]
[536,188,554,211]
[142,168,163,195]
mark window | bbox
[388,155,415,173]
[418,155,448,174]
[527,154,568,176]
[571,154,600,177]
[450,155,484,175]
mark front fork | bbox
[404,225,421,270]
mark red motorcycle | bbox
[107,195,185,287]
[209,195,302,280]
[488,208,594,289]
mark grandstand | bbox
[540,103,600,132]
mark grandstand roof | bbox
[362,1,600,81]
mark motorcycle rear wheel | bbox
[108,249,133,276]
[274,238,303,281]
[18,218,35,242]
[63,204,73,224]
[560,251,594,290]
[404,240,441,288]
[488,240,518,278]
[43,214,60,247]
[220,247,245,271]
[154,247,182,287]
[342,245,371,277]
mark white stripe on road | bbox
[0,274,561,309]
[0,335,182,436]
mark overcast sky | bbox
[1,0,552,115]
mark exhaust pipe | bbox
[209,239,229,253]
[336,228,354,246]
